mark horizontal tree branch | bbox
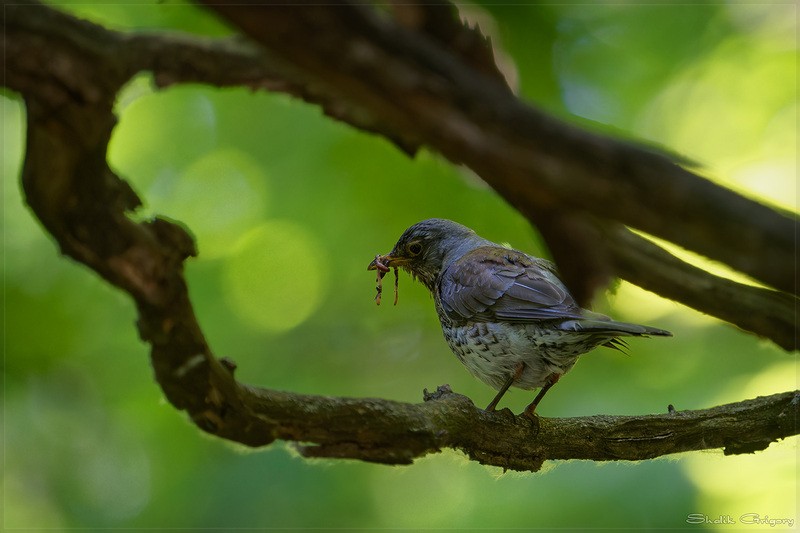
[244,385,800,468]
[607,226,798,351]
[3,0,797,471]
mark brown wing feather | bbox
[439,246,583,323]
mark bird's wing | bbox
[439,246,583,323]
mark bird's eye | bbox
[408,242,423,256]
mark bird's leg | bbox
[522,372,561,417]
[485,362,525,412]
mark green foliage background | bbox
[4,2,796,530]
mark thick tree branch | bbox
[3,1,797,471]
[245,386,800,468]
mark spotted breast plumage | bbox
[368,218,671,416]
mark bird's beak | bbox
[367,253,405,272]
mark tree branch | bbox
[606,226,798,351]
[244,386,800,468]
[3,0,797,471]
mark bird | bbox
[367,218,671,416]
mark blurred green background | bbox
[4,2,796,530]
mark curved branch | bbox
[3,0,797,471]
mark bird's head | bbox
[367,218,485,292]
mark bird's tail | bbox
[557,317,672,338]
[558,318,671,354]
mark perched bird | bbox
[368,218,671,416]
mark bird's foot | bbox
[522,403,537,417]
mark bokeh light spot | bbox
[109,86,217,184]
[156,148,270,258]
[223,220,327,333]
